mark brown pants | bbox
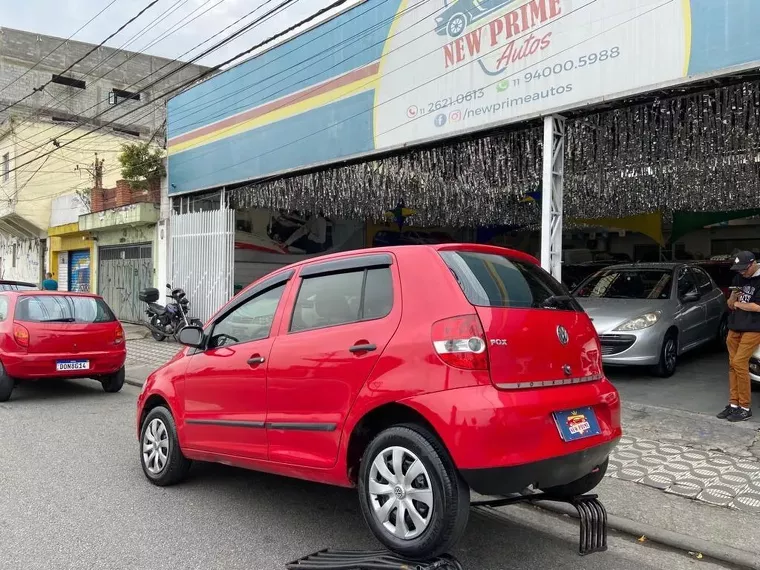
[727,331,760,408]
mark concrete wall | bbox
[0,27,208,133]
[50,193,88,227]
[0,236,42,283]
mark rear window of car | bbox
[440,251,579,311]
[15,295,116,323]
[0,283,36,291]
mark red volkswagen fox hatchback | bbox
[0,291,126,402]
[136,244,621,559]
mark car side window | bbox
[677,268,699,298]
[290,267,393,333]
[208,283,286,349]
[692,268,713,294]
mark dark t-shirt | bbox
[728,271,760,332]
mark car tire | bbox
[715,315,729,350]
[357,424,470,560]
[150,316,167,342]
[540,458,608,498]
[653,332,678,378]
[101,366,125,393]
[0,363,13,402]
[446,13,467,38]
[139,406,191,486]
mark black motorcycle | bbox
[140,284,203,342]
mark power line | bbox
[0,0,119,96]
[7,0,214,140]
[167,0,641,168]
[171,0,674,189]
[0,0,162,115]
[6,0,294,160]
[4,0,337,173]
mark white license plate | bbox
[56,360,89,371]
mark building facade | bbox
[0,27,207,288]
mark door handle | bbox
[247,356,265,365]
[349,344,377,353]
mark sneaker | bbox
[729,408,753,422]
[717,405,737,419]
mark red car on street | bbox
[0,291,126,402]
[136,244,621,559]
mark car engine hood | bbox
[575,297,666,335]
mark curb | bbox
[475,503,760,569]
[125,377,145,388]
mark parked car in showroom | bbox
[751,348,760,385]
[136,244,621,560]
[572,263,728,377]
[0,291,126,402]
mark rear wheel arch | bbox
[345,402,449,484]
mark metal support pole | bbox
[540,114,566,282]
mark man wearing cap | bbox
[717,251,760,422]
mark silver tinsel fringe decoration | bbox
[231,79,760,228]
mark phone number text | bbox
[524,47,621,83]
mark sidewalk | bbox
[121,338,760,566]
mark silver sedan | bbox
[573,263,728,377]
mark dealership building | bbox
[164,0,760,321]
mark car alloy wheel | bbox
[664,338,677,373]
[142,418,170,475]
[368,446,434,540]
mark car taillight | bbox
[13,323,29,348]
[431,314,489,370]
[115,325,124,345]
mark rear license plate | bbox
[552,407,601,442]
[56,360,89,372]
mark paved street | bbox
[0,380,729,570]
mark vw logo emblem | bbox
[557,326,569,345]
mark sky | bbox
[0,0,357,68]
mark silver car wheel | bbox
[368,446,434,540]
[664,338,677,372]
[142,418,170,475]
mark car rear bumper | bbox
[400,379,621,494]
[3,349,126,379]
[460,439,617,495]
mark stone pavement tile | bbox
[621,401,760,460]
[609,434,760,514]
[595,476,760,558]
[126,338,181,367]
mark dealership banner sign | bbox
[167,0,760,195]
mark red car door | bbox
[266,254,401,468]
[182,272,293,459]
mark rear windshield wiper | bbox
[40,318,76,323]
[540,295,573,308]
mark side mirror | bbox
[178,325,204,348]
[682,290,701,303]
[166,283,172,289]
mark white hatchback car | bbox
[751,347,760,384]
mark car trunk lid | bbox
[439,248,602,388]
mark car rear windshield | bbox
[0,282,36,291]
[15,295,117,323]
[440,251,579,311]
[573,269,673,300]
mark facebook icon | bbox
[434,113,447,127]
